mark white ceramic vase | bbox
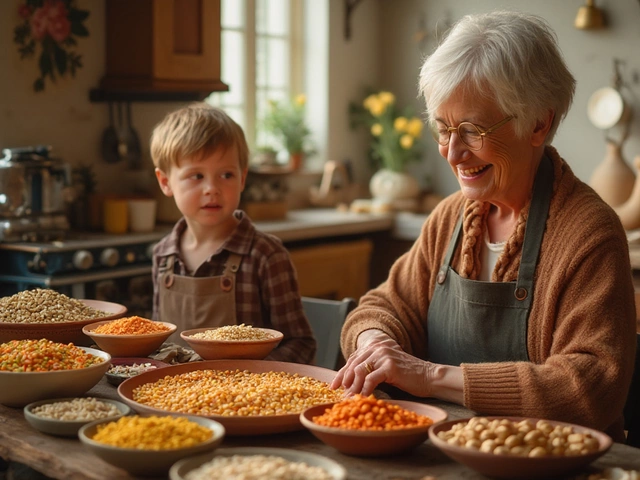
[589,141,635,207]
[369,168,420,202]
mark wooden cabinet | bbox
[99,0,228,96]
[289,239,373,301]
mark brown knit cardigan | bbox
[341,146,637,441]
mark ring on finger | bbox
[364,361,374,374]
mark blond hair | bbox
[150,103,249,172]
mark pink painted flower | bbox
[29,6,50,41]
[48,15,71,42]
[18,4,32,19]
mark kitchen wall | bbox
[2,0,640,202]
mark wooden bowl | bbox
[82,320,176,358]
[180,327,283,360]
[428,417,613,480]
[300,400,447,456]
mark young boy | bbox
[150,103,316,364]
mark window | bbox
[207,0,304,153]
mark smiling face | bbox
[434,87,546,213]
[155,145,247,234]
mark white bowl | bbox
[0,347,111,408]
[24,397,130,437]
[79,415,225,477]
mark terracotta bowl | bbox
[82,320,176,358]
[0,347,111,408]
[300,400,448,456]
[24,397,130,437]
[180,327,283,360]
[79,415,225,477]
[428,417,613,480]
[104,357,170,386]
[0,299,127,346]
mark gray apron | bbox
[158,252,242,345]
[427,155,553,365]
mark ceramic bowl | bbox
[79,415,225,477]
[0,299,127,346]
[104,357,170,386]
[300,400,448,456]
[82,320,176,357]
[180,327,283,360]
[428,417,613,480]
[0,347,111,408]
[169,447,348,480]
[117,359,341,436]
[24,397,130,437]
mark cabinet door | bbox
[153,0,221,81]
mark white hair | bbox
[419,10,575,143]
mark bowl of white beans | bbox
[24,397,131,437]
[180,325,283,360]
[428,416,613,479]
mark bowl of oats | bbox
[180,324,283,360]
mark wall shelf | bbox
[88,88,220,103]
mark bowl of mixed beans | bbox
[82,316,177,357]
[300,394,446,456]
[428,416,613,479]
[0,289,127,345]
[0,338,111,407]
[117,359,345,435]
[180,324,284,360]
[78,414,225,477]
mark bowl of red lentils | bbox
[78,414,225,477]
[82,316,177,358]
[24,397,131,437]
[180,324,284,360]
[0,338,111,408]
[0,289,127,346]
[428,416,613,479]
[300,394,447,456]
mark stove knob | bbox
[125,251,136,263]
[73,250,93,270]
[100,248,120,267]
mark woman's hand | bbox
[330,329,433,398]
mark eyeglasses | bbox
[431,115,515,151]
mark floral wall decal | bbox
[13,0,90,92]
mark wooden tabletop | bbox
[1,378,639,480]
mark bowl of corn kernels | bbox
[24,397,131,437]
[300,394,447,456]
[0,339,111,407]
[428,416,613,479]
[78,414,225,477]
[180,324,284,360]
[82,316,177,357]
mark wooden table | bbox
[1,378,639,480]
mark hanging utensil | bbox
[101,102,121,163]
[124,102,142,170]
[116,102,129,161]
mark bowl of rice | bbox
[180,324,283,360]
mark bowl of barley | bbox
[82,316,176,357]
[0,289,127,346]
[428,416,613,479]
[180,324,283,360]
[24,397,131,437]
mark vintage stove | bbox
[0,229,169,316]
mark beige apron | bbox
[158,252,242,345]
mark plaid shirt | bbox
[152,211,316,364]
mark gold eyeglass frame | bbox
[432,115,515,151]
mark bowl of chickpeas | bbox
[300,394,447,456]
[180,325,284,360]
[78,414,225,477]
[428,416,613,479]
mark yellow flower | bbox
[407,118,424,137]
[371,123,383,136]
[294,94,306,106]
[364,97,386,117]
[394,117,408,132]
[400,134,414,149]
[378,91,395,106]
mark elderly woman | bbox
[332,10,636,442]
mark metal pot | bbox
[0,146,71,218]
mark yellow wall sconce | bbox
[575,0,606,29]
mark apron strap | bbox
[514,154,554,305]
[437,211,464,284]
[160,255,175,288]
[220,252,242,292]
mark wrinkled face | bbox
[155,145,247,231]
[433,89,538,208]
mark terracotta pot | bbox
[288,152,304,171]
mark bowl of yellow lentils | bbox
[180,324,284,360]
[78,414,225,477]
[0,338,111,407]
